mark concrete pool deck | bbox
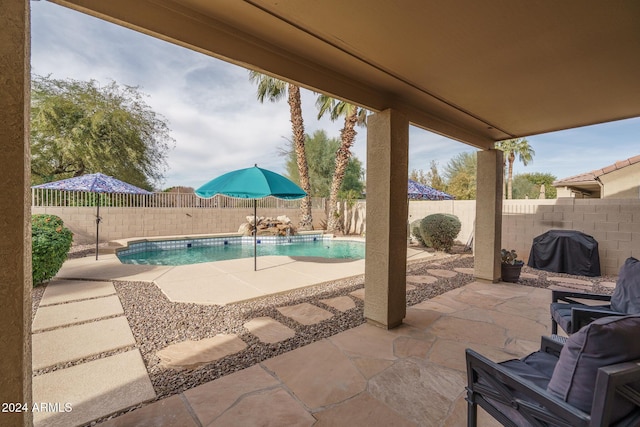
[56,245,436,305]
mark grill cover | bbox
[527,230,601,276]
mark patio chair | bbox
[466,315,640,427]
[550,257,640,335]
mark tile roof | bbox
[591,154,640,178]
[553,154,640,186]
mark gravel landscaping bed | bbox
[112,253,616,403]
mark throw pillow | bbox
[611,257,640,313]
[547,315,640,419]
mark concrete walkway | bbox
[56,247,434,305]
[31,280,155,427]
[95,280,553,426]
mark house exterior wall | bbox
[555,186,595,198]
[599,162,640,199]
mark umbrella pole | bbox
[95,196,100,260]
[254,199,257,271]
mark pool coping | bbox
[114,231,337,260]
[111,230,329,247]
[56,235,431,306]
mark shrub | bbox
[32,214,65,230]
[32,214,73,286]
[419,213,461,252]
[410,219,426,246]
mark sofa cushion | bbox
[550,302,612,333]
[547,315,640,420]
[611,257,640,313]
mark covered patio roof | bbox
[51,0,640,147]
[3,2,640,424]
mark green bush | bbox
[32,214,65,230]
[32,214,73,286]
[410,219,426,246]
[419,213,461,253]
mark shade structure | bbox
[32,173,152,260]
[195,165,306,270]
[407,179,454,200]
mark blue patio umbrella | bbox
[195,165,306,270]
[32,173,152,260]
[407,179,454,200]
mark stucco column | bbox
[0,1,32,426]
[474,149,503,282]
[364,109,409,329]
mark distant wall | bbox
[35,198,640,275]
[341,198,640,276]
[502,198,640,275]
[32,206,326,244]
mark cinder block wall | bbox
[346,198,639,276]
[502,198,640,275]
[35,199,640,275]
[408,200,476,246]
[32,206,326,243]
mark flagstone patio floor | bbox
[94,280,553,426]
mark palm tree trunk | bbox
[287,84,313,229]
[327,111,358,233]
[507,152,515,199]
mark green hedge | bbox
[419,213,461,253]
[32,214,73,286]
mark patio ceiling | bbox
[51,0,640,148]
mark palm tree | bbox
[495,138,535,199]
[249,71,313,229]
[316,94,367,232]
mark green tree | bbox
[495,138,535,199]
[283,130,364,198]
[409,168,429,185]
[315,95,367,232]
[410,161,445,190]
[443,152,477,200]
[30,75,173,189]
[249,71,313,229]
[512,172,557,199]
[340,157,364,197]
[427,160,446,191]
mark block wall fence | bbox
[34,198,640,275]
[32,206,326,245]
[339,198,640,276]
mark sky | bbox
[31,2,640,190]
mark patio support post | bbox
[474,149,504,282]
[0,1,33,426]
[364,109,409,329]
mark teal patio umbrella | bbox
[195,165,307,270]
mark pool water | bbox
[117,239,365,266]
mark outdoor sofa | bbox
[550,257,640,335]
[466,315,640,426]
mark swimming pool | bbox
[116,235,365,266]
